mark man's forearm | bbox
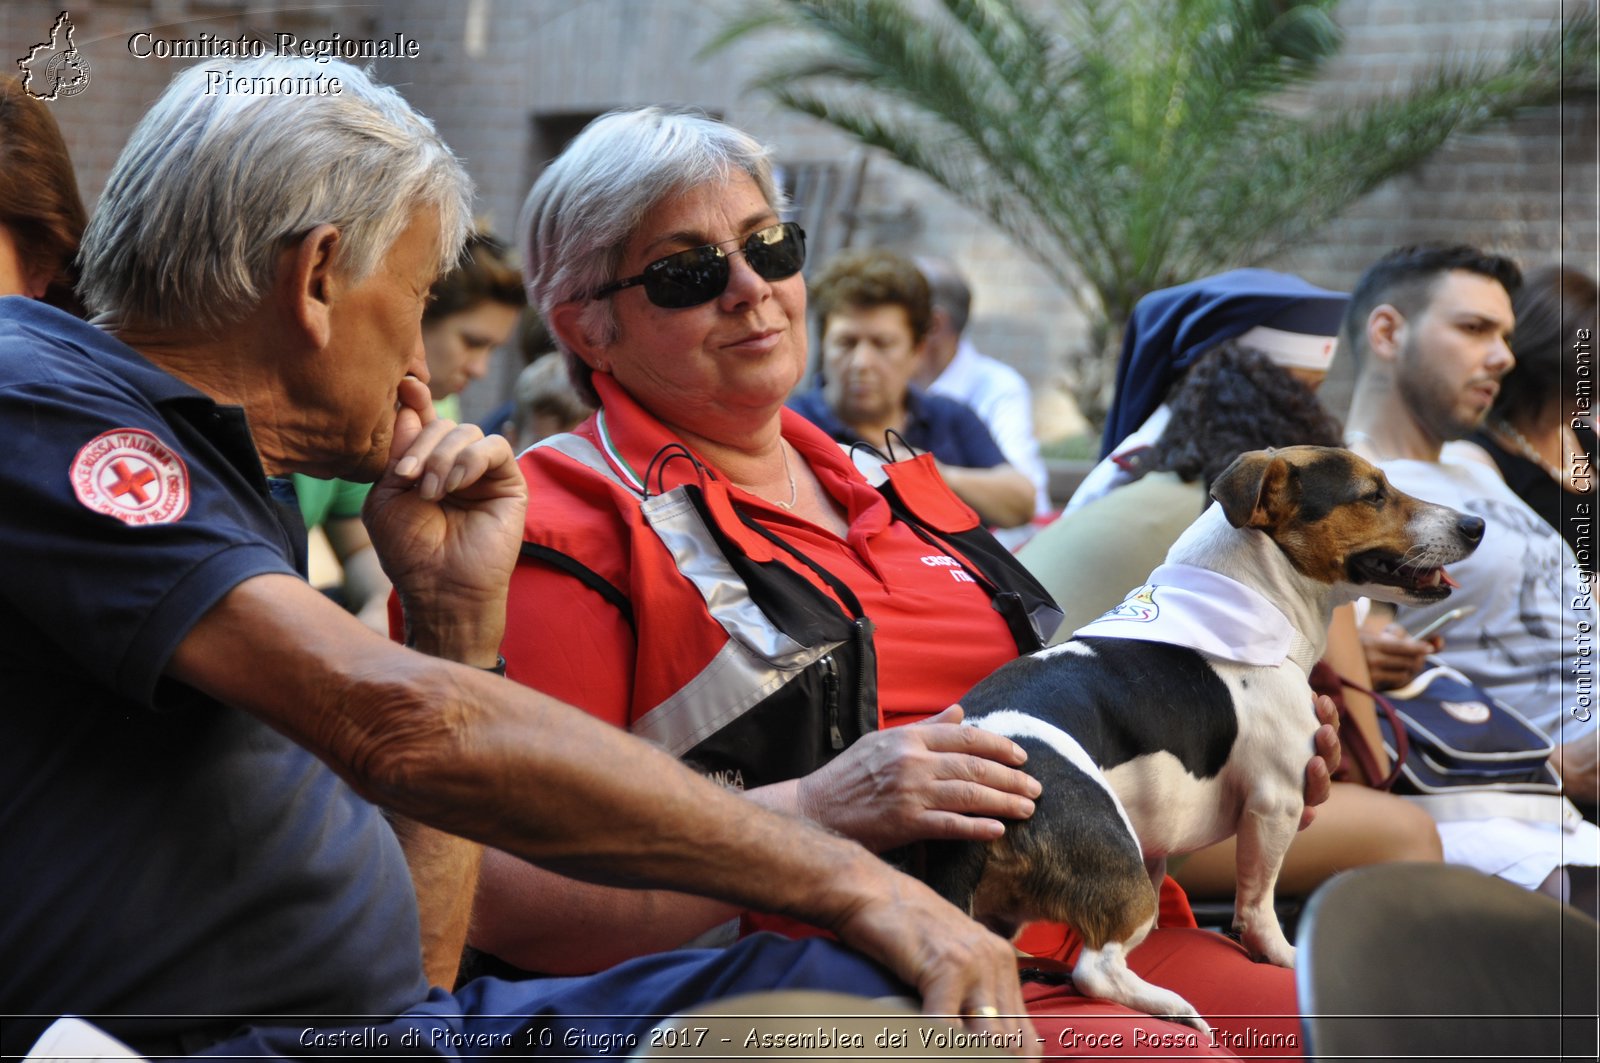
[172,575,914,937]
[387,811,484,988]
[386,620,505,989]
[389,663,901,924]
[170,574,1034,1023]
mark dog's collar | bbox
[1285,628,1320,676]
[1075,564,1315,675]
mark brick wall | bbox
[2,2,354,191]
[1268,0,1597,414]
[1272,0,1595,279]
[5,0,1591,427]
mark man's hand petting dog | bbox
[796,705,1042,853]
[795,697,1339,851]
[1301,693,1341,831]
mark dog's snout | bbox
[1458,515,1485,544]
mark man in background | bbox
[913,256,1051,524]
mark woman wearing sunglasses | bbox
[479,107,1324,1056]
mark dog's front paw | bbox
[1165,1009,1213,1038]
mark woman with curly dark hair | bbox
[1137,340,1345,488]
[1020,322,1441,908]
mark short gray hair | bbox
[913,256,973,335]
[80,57,472,330]
[518,107,784,406]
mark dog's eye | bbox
[1365,486,1386,504]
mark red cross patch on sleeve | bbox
[71,428,191,526]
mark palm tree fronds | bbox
[713,0,1593,409]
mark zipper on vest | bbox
[822,653,843,750]
[852,618,874,737]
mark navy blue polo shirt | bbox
[788,385,1008,469]
[0,298,428,1055]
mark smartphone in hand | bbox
[1411,605,1477,642]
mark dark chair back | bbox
[1296,862,1598,1062]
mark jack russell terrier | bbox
[923,445,1483,1031]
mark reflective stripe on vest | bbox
[530,432,844,759]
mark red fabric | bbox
[507,374,1019,730]
[882,453,982,532]
[1019,931,1305,1059]
[729,927,1303,1059]
[1161,876,1202,930]
[1013,877,1199,962]
[745,882,1201,964]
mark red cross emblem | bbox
[106,459,158,504]
[72,428,190,526]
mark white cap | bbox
[1237,325,1339,372]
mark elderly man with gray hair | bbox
[0,57,1032,1059]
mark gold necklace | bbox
[1490,417,1568,484]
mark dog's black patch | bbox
[1289,454,1367,524]
[961,637,1238,779]
[925,735,1152,942]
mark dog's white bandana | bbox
[1074,564,1303,668]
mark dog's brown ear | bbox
[1211,449,1287,529]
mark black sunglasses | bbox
[589,222,807,309]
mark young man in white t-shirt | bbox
[1344,245,1597,902]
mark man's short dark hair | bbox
[1341,245,1522,361]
